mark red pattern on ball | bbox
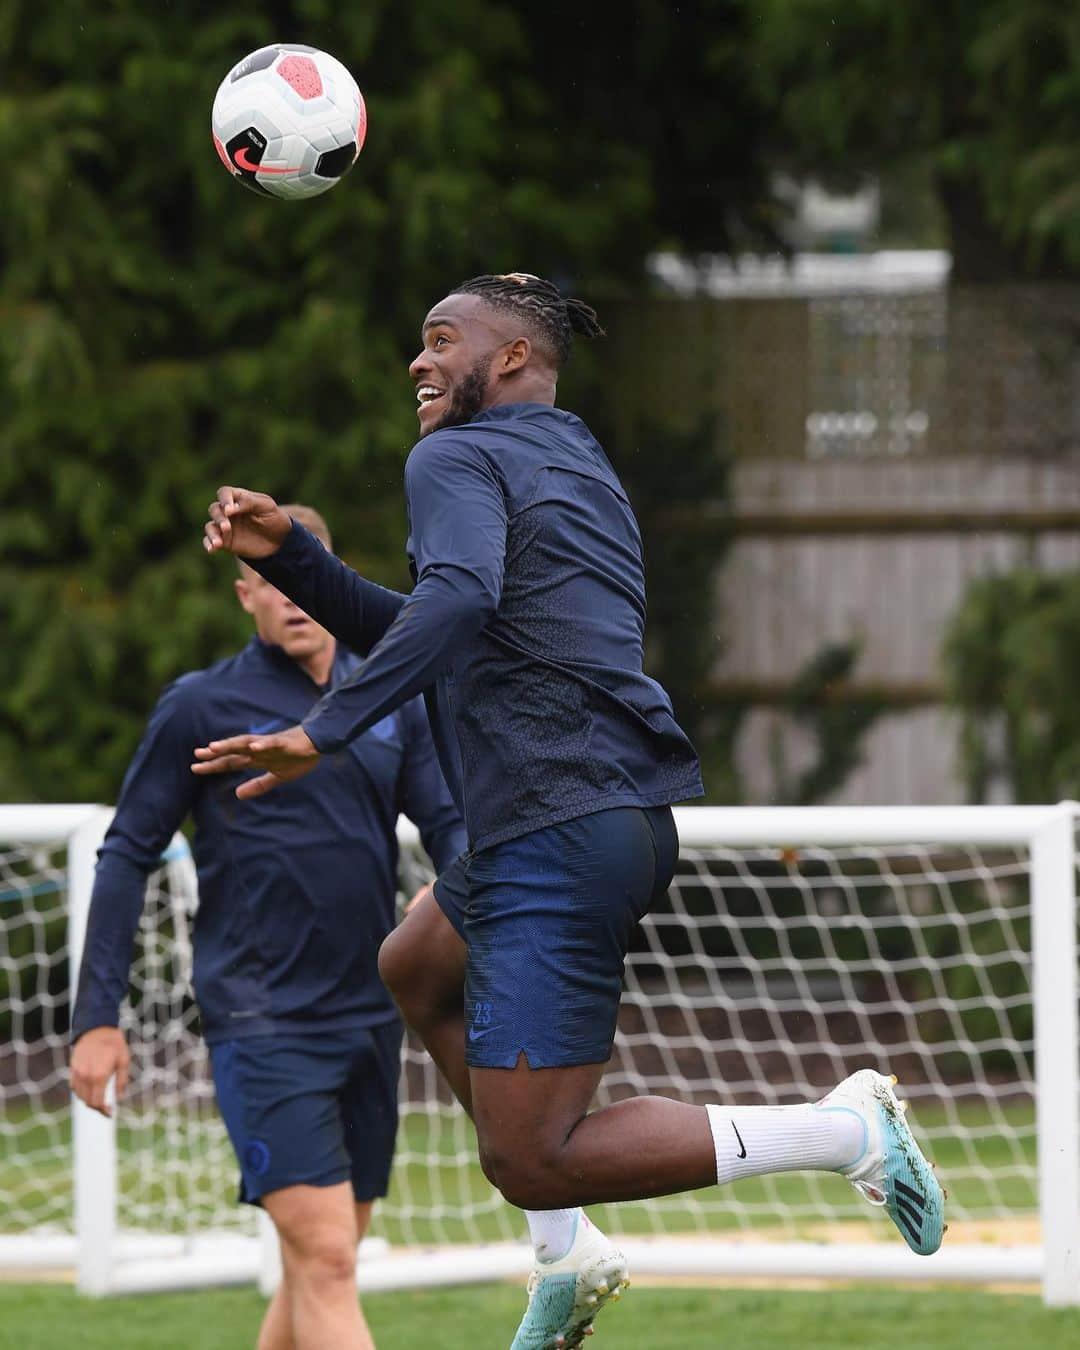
[212,133,234,172]
[276,54,323,100]
[356,94,367,155]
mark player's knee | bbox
[280,1224,357,1287]
[378,924,459,1025]
[378,927,435,1021]
[496,1164,567,1211]
[376,926,412,1001]
[476,1136,503,1191]
[477,1138,567,1210]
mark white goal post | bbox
[0,803,1077,1305]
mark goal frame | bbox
[1,801,1077,1305]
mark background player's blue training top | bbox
[252,403,704,849]
[71,638,466,1045]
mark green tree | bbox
[943,569,1080,801]
[2,1,761,804]
[750,0,1080,279]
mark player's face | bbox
[235,570,333,669]
[409,295,508,438]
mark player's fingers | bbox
[74,1072,108,1116]
[204,521,225,552]
[190,754,253,775]
[114,1058,130,1102]
[191,742,251,762]
[209,498,233,544]
[246,738,292,757]
[202,735,258,754]
[217,485,259,518]
[235,772,282,800]
[91,1088,113,1118]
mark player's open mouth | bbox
[416,385,446,408]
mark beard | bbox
[425,354,492,436]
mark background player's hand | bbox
[191,724,321,799]
[70,1026,130,1118]
[204,486,292,559]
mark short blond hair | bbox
[280,503,332,550]
[236,502,332,575]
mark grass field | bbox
[0,1281,1078,1350]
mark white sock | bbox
[524,1207,583,1263]
[705,1101,866,1187]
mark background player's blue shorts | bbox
[209,1019,402,1205]
[434,805,679,1070]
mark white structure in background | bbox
[650,248,950,460]
[649,249,950,300]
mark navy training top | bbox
[252,403,704,850]
[71,637,466,1045]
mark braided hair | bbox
[451,272,604,367]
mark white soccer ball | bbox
[211,44,366,200]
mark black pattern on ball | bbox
[315,143,357,179]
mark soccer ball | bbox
[211,44,366,200]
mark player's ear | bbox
[502,336,530,373]
[235,577,256,615]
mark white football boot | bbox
[508,1213,629,1349]
[821,1068,947,1255]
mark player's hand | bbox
[191,724,321,799]
[204,486,292,559]
[70,1026,130,1118]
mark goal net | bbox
[1,804,1077,1304]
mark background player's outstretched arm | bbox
[71,679,199,1114]
[205,486,407,655]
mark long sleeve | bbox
[396,698,468,874]
[71,679,200,1041]
[301,436,507,754]
[250,522,408,657]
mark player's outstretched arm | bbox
[191,724,321,799]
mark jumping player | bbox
[193,276,946,1349]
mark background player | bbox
[70,504,466,1350]
[193,279,947,1349]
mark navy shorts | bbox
[208,1020,402,1205]
[434,805,678,1070]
